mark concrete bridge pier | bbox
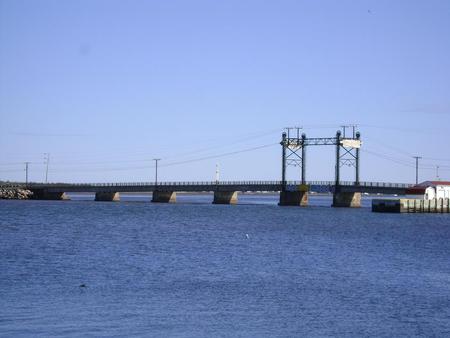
[332,192,361,207]
[31,189,70,200]
[95,192,120,202]
[152,191,176,203]
[213,191,238,204]
[278,191,308,206]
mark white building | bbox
[408,181,450,200]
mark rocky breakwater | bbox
[0,187,33,200]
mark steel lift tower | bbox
[280,126,362,207]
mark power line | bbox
[0,161,41,166]
[363,136,415,158]
[160,143,277,168]
[8,143,278,174]
[359,124,428,134]
[1,128,282,164]
[421,156,450,162]
[363,148,416,168]
[363,148,450,171]
[0,168,24,173]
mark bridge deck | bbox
[2,181,414,195]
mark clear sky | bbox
[1,0,449,183]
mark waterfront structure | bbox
[372,181,450,213]
[1,180,413,207]
[2,129,439,208]
[279,127,361,207]
[406,181,450,199]
[372,198,450,213]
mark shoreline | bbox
[0,187,33,200]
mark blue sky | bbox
[1,0,449,183]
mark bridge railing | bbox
[308,181,414,188]
[3,180,415,189]
[20,181,283,188]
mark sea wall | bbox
[0,188,33,200]
[372,198,450,213]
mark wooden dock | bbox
[372,198,450,213]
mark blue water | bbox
[1,195,450,337]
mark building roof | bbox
[406,187,426,195]
[418,181,450,187]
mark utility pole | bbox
[44,153,50,183]
[436,165,440,181]
[153,159,161,186]
[412,156,421,185]
[24,162,30,186]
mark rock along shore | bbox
[0,188,33,200]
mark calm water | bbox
[1,195,450,337]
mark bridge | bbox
[1,128,417,207]
[3,180,413,206]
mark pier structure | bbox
[94,192,120,202]
[373,198,450,213]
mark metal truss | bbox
[281,128,306,188]
[303,137,338,146]
[281,127,361,191]
[339,147,358,168]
